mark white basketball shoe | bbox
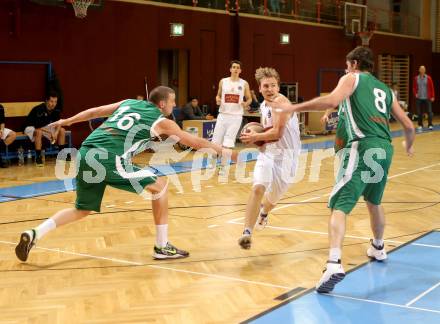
[316,260,346,293]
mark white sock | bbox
[373,238,384,247]
[329,248,341,262]
[34,218,56,240]
[155,224,168,248]
[244,227,252,235]
[260,205,269,216]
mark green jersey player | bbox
[273,46,415,293]
[16,86,236,262]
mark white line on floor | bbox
[0,240,291,290]
[327,292,440,315]
[406,280,440,306]
[227,163,440,248]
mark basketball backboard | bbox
[344,2,367,36]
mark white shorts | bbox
[212,113,242,148]
[1,128,13,141]
[253,151,299,205]
[24,125,56,143]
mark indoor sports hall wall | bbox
[0,1,435,145]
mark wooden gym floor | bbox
[0,123,439,323]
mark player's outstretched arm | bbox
[48,101,125,128]
[391,96,415,156]
[273,73,356,113]
[154,119,238,161]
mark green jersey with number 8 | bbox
[82,99,165,158]
[340,73,393,144]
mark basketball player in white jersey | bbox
[213,60,252,175]
[238,67,301,249]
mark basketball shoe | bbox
[238,229,252,249]
[316,260,346,293]
[153,242,189,259]
[15,229,37,262]
[367,239,387,261]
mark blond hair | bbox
[255,67,280,85]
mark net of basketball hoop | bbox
[357,30,374,47]
[70,0,93,19]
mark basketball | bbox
[240,122,265,146]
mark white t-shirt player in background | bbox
[212,60,252,176]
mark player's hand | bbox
[0,130,3,139]
[239,129,257,144]
[267,95,295,113]
[48,119,69,128]
[430,98,435,102]
[320,115,329,125]
[273,101,296,113]
[402,140,414,157]
[216,97,221,105]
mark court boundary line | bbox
[242,230,437,323]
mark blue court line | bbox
[0,179,75,203]
[246,231,440,324]
[1,125,439,203]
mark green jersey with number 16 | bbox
[82,99,165,159]
[340,72,393,144]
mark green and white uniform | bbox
[329,73,394,214]
[76,99,166,212]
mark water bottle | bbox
[17,146,25,166]
[41,149,45,164]
[27,149,32,164]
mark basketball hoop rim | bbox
[356,30,375,39]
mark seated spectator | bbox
[0,103,17,168]
[182,97,214,120]
[24,92,68,166]
[136,94,145,100]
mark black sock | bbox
[35,150,41,158]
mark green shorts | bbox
[329,138,393,214]
[75,146,157,212]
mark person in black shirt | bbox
[24,92,67,166]
[0,104,17,168]
[182,97,213,120]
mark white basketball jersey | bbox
[220,77,245,115]
[260,97,301,157]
